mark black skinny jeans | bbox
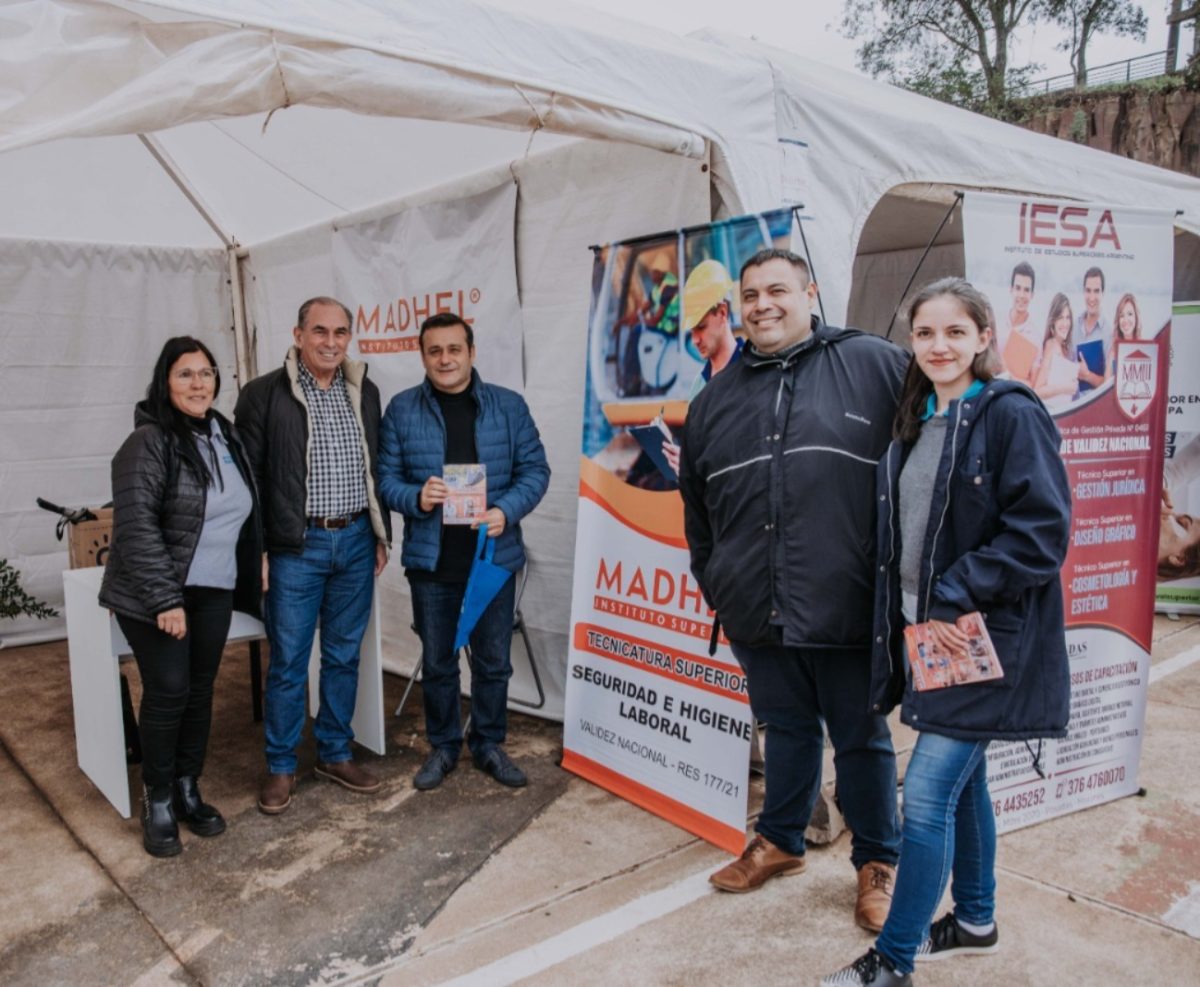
[117,587,233,790]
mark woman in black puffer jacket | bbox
[99,337,262,857]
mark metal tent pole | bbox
[137,134,255,387]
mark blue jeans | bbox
[876,732,996,974]
[263,514,376,773]
[731,642,900,867]
[409,576,516,761]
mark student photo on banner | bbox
[1033,292,1079,411]
[1111,292,1143,373]
[995,260,1041,383]
[963,191,1175,834]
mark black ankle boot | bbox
[142,785,182,857]
[172,776,226,837]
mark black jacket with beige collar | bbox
[234,348,391,554]
[679,317,909,650]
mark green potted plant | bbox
[0,559,59,647]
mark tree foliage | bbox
[1051,1,1147,87]
[842,0,1046,111]
[843,1,1150,112]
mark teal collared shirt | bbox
[922,379,985,421]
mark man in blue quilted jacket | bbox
[379,312,550,791]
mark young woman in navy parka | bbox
[823,278,1072,987]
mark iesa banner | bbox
[333,182,524,401]
[562,209,794,854]
[963,191,1175,833]
[1157,302,1200,614]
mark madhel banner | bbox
[562,210,793,853]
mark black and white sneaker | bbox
[820,949,912,986]
[914,912,999,962]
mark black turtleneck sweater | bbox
[407,381,479,584]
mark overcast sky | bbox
[541,0,1191,83]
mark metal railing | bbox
[1016,50,1171,97]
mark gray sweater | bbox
[898,415,948,623]
[186,418,253,590]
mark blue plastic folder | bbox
[1075,337,1105,393]
[454,527,514,650]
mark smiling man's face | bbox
[294,301,351,381]
[740,258,817,354]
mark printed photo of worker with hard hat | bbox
[661,259,745,476]
[683,259,745,398]
[580,211,791,491]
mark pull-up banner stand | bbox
[963,191,1175,832]
[561,209,793,854]
[1156,301,1200,614]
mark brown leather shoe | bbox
[709,834,806,893]
[855,861,897,932]
[258,772,295,815]
[314,759,382,794]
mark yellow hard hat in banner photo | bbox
[683,259,734,332]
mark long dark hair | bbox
[1043,293,1073,356]
[894,278,1000,444]
[144,336,221,488]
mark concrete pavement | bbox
[2,613,1198,985]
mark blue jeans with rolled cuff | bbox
[875,731,995,974]
[263,513,376,774]
[730,641,900,868]
[409,576,517,761]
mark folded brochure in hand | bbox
[903,612,1004,692]
[443,464,486,525]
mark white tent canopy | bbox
[3,0,1199,720]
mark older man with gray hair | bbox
[235,296,392,815]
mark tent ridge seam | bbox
[133,4,713,157]
[261,31,293,135]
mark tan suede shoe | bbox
[314,759,382,794]
[709,834,806,893]
[257,772,296,815]
[855,861,897,932]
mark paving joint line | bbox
[327,779,602,986]
[0,734,200,985]
[334,827,716,985]
[409,776,754,956]
[998,863,1197,940]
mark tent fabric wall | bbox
[240,139,709,717]
[847,243,965,336]
[0,1,779,216]
[0,239,233,642]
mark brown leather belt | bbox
[307,509,366,530]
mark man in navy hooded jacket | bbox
[679,249,908,932]
[379,313,549,791]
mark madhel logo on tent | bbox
[354,288,481,354]
[1115,340,1160,421]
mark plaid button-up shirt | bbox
[297,360,368,518]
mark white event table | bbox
[63,566,385,818]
